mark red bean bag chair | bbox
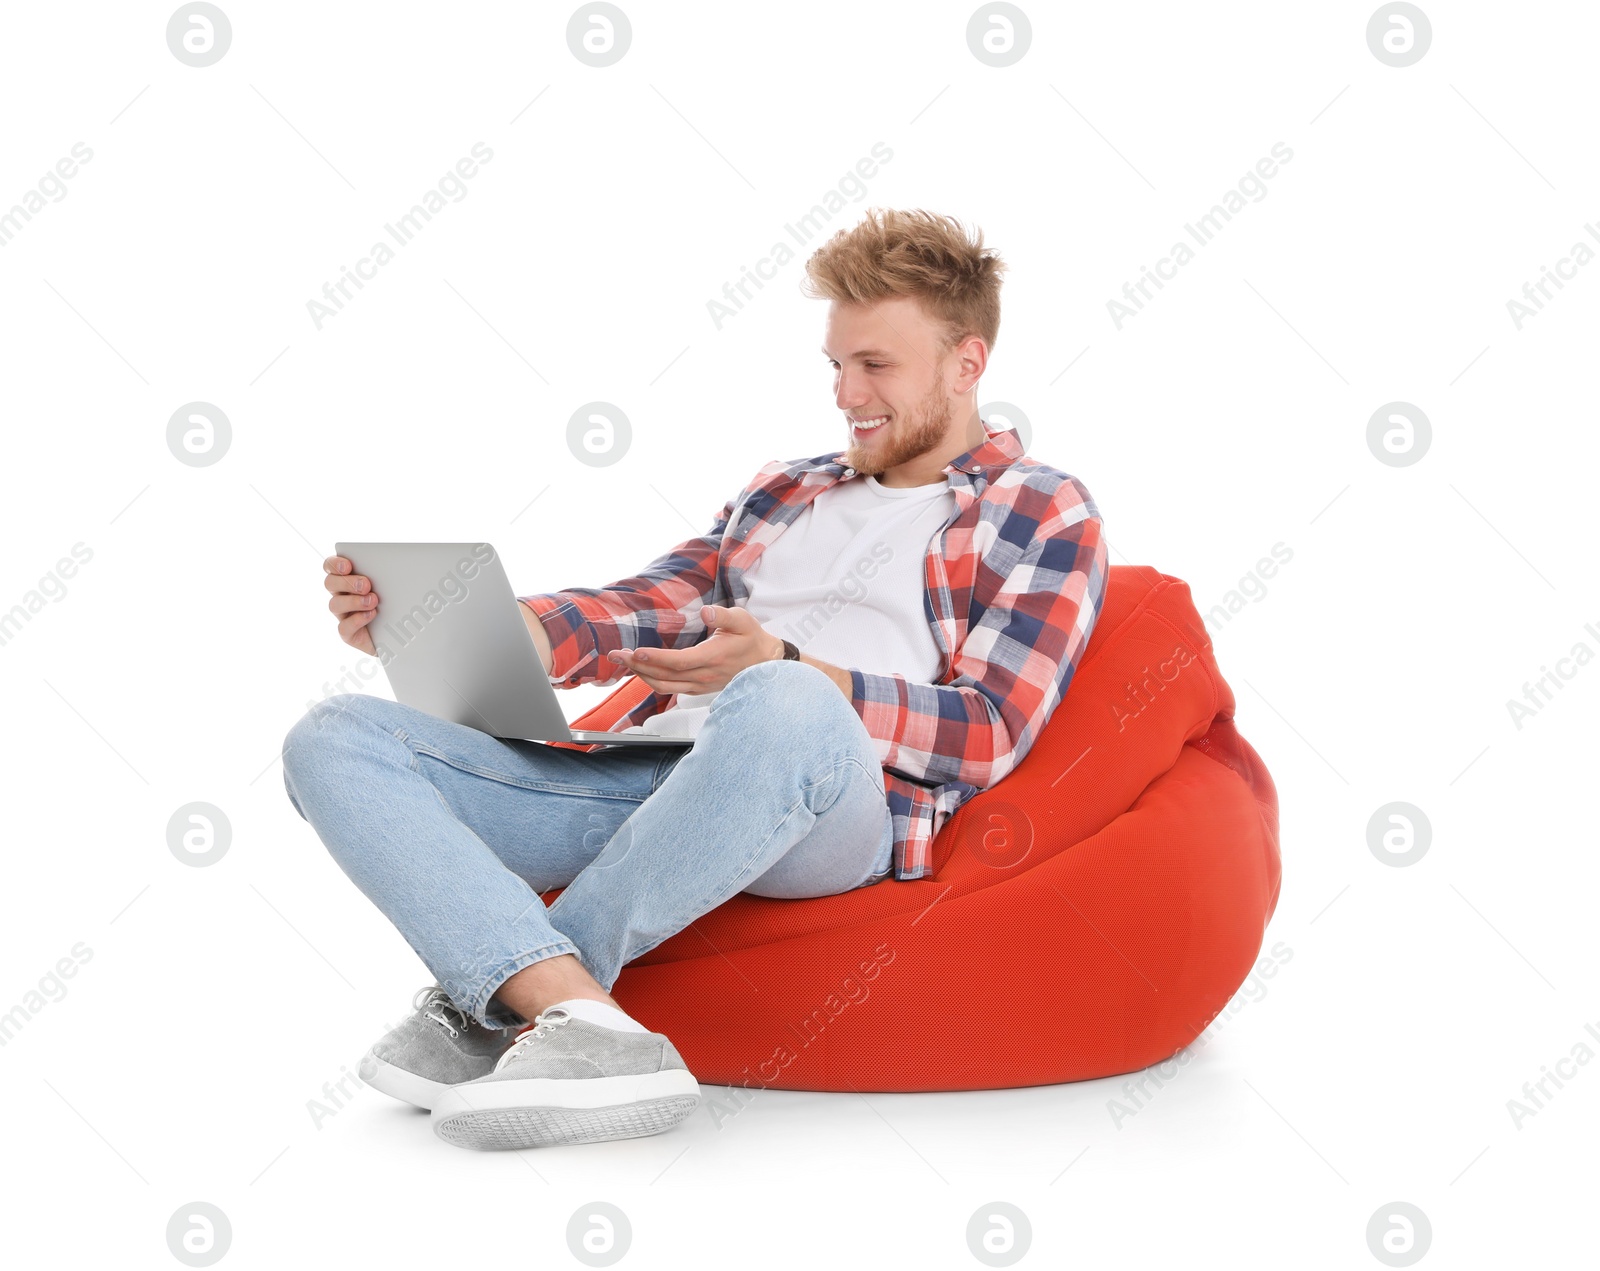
[542,565,1281,1093]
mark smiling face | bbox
[822,295,988,487]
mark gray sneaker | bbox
[430,1004,702,1150]
[358,985,520,1111]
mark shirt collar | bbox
[817,421,1024,490]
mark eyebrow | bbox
[821,346,897,360]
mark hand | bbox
[323,555,379,655]
[606,604,781,696]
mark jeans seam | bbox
[650,748,685,793]
[404,736,647,802]
[710,789,814,905]
[820,754,887,811]
[727,754,881,900]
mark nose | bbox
[833,367,869,413]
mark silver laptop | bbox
[334,541,694,749]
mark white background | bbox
[1,1,1594,1266]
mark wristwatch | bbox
[779,639,800,661]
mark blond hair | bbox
[801,208,1006,353]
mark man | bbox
[284,207,1109,1152]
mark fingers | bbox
[338,612,377,655]
[336,604,378,635]
[325,555,378,653]
[324,555,372,597]
[328,588,378,618]
[621,670,702,695]
[325,553,377,617]
[608,650,711,696]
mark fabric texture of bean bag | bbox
[540,565,1282,1093]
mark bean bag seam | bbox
[1137,608,1221,728]
[1068,565,1163,678]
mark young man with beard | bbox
[284,207,1109,1151]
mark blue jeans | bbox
[281,659,894,1030]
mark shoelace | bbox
[491,1006,573,1072]
[414,985,472,1041]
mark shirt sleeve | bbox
[846,479,1108,790]
[517,492,740,689]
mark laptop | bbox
[334,541,695,749]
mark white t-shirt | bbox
[620,472,958,737]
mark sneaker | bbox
[357,985,521,1111]
[430,1004,702,1150]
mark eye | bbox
[865,362,886,369]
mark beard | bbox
[842,375,954,478]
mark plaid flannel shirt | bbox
[518,423,1108,881]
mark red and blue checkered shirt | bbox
[518,423,1108,881]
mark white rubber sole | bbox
[431,1070,702,1150]
[358,1049,452,1112]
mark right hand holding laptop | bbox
[322,552,554,672]
[324,554,379,655]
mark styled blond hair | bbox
[801,208,1006,353]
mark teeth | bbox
[852,416,887,429]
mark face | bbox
[822,296,974,480]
